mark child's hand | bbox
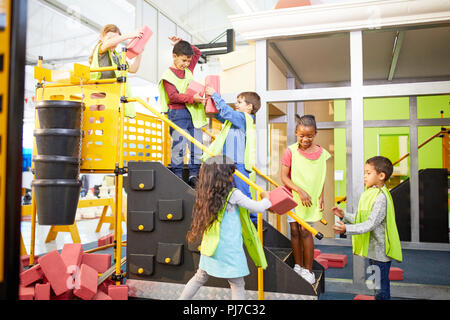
[193,93,206,104]
[205,86,216,96]
[331,206,344,219]
[130,29,144,39]
[296,188,312,207]
[333,221,346,234]
[260,191,269,199]
[169,36,182,45]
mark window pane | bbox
[364,97,409,121]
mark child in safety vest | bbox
[203,87,260,224]
[179,155,272,300]
[332,156,402,300]
[281,115,331,285]
[158,37,207,186]
[89,24,145,118]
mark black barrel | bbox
[33,155,80,180]
[33,128,82,157]
[32,179,82,225]
[36,100,84,129]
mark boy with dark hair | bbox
[332,155,402,300]
[202,87,261,223]
[159,37,207,187]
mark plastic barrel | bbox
[32,179,82,225]
[33,129,82,157]
[32,155,79,180]
[36,100,84,129]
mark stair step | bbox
[267,247,292,262]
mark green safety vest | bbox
[352,186,403,262]
[89,43,136,118]
[289,143,331,222]
[200,188,268,269]
[158,68,207,129]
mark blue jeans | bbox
[234,164,257,224]
[168,109,203,179]
[369,259,391,300]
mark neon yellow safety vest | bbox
[200,188,268,269]
[89,43,136,118]
[352,186,403,262]
[158,68,207,129]
[289,143,331,222]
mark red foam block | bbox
[19,285,35,300]
[74,264,98,300]
[354,294,375,300]
[389,267,404,281]
[93,291,113,300]
[108,284,128,300]
[185,80,205,98]
[316,257,328,270]
[126,25,153,59]
[35,283,51,300]
[38,250,70,296]
[314,249,321,259]
[205,75,220,114]
[81,253,111,273]
[51,290,74,300]
[317,253,347,268]
[61,243,84,271]
[268,186,298,215]
[20,264,44,287]
[98,233,114,247]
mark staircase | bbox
[125,161,325,300]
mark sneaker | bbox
[293,264,304,276]
[300,269,316,285]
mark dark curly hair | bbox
[186,155,236,243]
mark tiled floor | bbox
[20,218,126,256]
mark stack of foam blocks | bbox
[19,243,128,300]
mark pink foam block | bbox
[98,278,115,294]
[20,254,39,268]
[316,257,328,270]
[389,267,404,281]
[205,75,220,114]
[81,253,111,273]
[74,264,98,300]
[354,294,375,300]
[317,253,347,268]
[93,291,113,300]
[38,250,70,296]
[35,283,51,300]
[268,186,298,215]
[19,285,35,300]
[51,290,74,300]
[108,284,128,300]
[314,249,321,259]
[61,243,84,271]
[98,233,114,247]
[185,81,205,98]
[20,264,44,287]
[126,25,153,59]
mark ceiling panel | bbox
[362,30,397,81]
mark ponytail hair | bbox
[295,114,317,132]
[89,24,122,65]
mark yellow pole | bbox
[127,97,324,239]
[257,191,264,300]
[114,48,127,285]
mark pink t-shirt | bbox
[281,144,323,190]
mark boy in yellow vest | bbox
[203,87,260,224]
[158,37,207,186]
[333,156,402,300]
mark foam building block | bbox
[19,285,35,300]
[126,25,153,59]
[20,254,39,268]
[317,253,347,268]
[314,249,321,259]
[98,233,114,247]
[389,267,404,281]
[316,257,328,270]
[35,283,51,300]
[98,278,115,294]
[20,264,44,287]
[61,243,84,271]
[51,290,74,300]
[38,250,70,296]
[93,291,113,300]
[81,253,111,273]
[74,264,98,300]
[268,186,298,215]
[185,80,205,98]
[108,284,128,300]
[354,294,375,300]
[205,75,220,114]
